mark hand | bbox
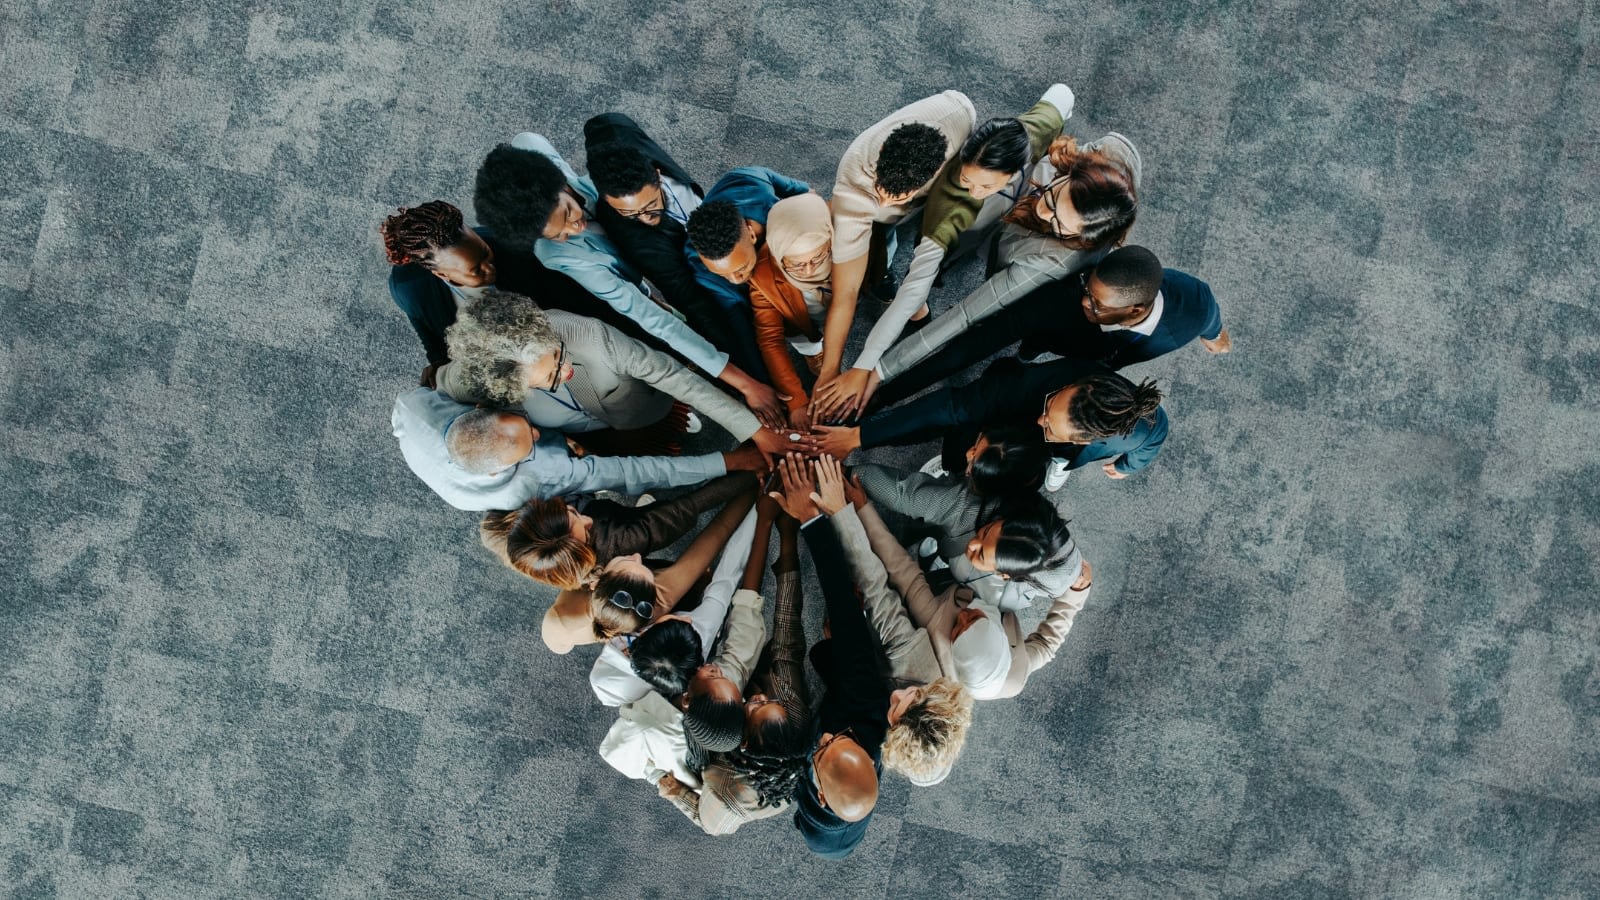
[565,436,588,458]
[752,426,817,465]
[787,404,813,435]
[810,454,847,516]
[657,773,686,799]
[843,472,868,510]
[767,452,820,521]
[811,367,875,422]
[723,444,771,474]
[1101,461,1127,480]
[1071,558,1092,591]
[419,364,439,388]
[1199,328,1232,354]
[810,424,861,460]
[740,381,788,431]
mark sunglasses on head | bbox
[608,589,653,620]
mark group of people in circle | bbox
[385,83,1229,857]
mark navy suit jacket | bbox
[860,356,1170,474]
[792,516,888,859]
[1092,268,1223,368]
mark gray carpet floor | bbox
[2,0,1598,897]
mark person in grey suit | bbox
[436,289,797,460]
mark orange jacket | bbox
[748,245,826,412]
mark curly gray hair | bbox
[445,289,561,406]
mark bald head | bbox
[814,733,879,822]
[446,410,535,474]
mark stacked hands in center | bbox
[384,85,1230,857]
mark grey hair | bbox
[445,288,561,405]
[445,409,521,474]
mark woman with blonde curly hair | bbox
[816,129,1143,418]
[881,677,974,786]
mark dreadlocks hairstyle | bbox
[590,567,661,641]
[473,143,571,248]
[1005,135,1137,251]
[380,201,466,267]
[1068,372,1163,440]
[722,710,810,808]
[1092,245,1164,308]
[875,123,948,196]
[882,678,975,784]
[685,199,745,260]
[967,423,1049,498]
[628,618,702,696]
[586,141,659,200]
[480,500,597,591]
[988,492,1075,585]
[959,117,1031,175]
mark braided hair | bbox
[379,201,465,266]
[1068,373,1163,440]
[721,706,810,808]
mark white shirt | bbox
[1099,290,1164,336]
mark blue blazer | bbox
[1095,267,1223,368]
[860,356,1170,474]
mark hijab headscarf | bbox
[765,193,833,292]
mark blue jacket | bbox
[860,356,1170,474]
[687,167,811,313]
[1094,268,1223,368]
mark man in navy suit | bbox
[870,245,1228,408]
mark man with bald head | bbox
[765,454,889,858]
[390,387,766,511]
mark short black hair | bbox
[685,199,744,260]
[875,123,948,196]
[473,143,570,248]
[1093,245,1164,308]
[587,141,658,200]
[629,618,702,697]
[959,117,1030,174]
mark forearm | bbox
[765,569,809,711]
[857,387,967,449]
[665,785,704,828]
[590,472,753,561]
[877,260,1041,383]
[799,518,883,679]
[855,503,940,628]
[819,253,870,374]
[656,489,758,604]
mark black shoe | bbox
[871,272,899,302]
[903,313,931,336]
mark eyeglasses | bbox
[785,243,831,277]
[1078,271,1103,318]
[546,342,567,391]
[617,183,668,221]
[1038,177,1080,241]
[608,588,653,620]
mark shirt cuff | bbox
[731,588,764,609]
[1040,84,1075,119]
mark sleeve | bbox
[854,464,971,530]
[598,718,654,781]
[749,280,810,413]
[712,589,768,689]
[593,317,760,440]
[521,445,727,500]
[686,509,760,655]
[850,237,945,371]
[829,179,879,263]
[388,266,453,366]
[856,380,976,449]
[665,782,705,829]
[800,518,891,711]
[875,254,1063,383]
[1198,281,1224,341]
[828,506,926,667]
[765,168,811,200]
[854,502,943,631]
[766,569,809,714]
[1113,406,1169,474]
[539,246,732,377]
[1018,92,1069,159]
[590,473,752,562]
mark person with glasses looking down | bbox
[812,130,1142,422]
[473,134,787,430]
[431,289,802,462]
[811,355,1168,486]
[597,496,778,800]
[763,454,890,859]
[810,84,1075,419]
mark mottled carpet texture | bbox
[1,0,1596,897]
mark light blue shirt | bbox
[391,388,726,511]
[510,133,731,377]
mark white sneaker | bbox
[1044,459,1071,492]
[684,411,703,434]
[634,494,656,508]
[917,537,939,558]
[918,454,948,478]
